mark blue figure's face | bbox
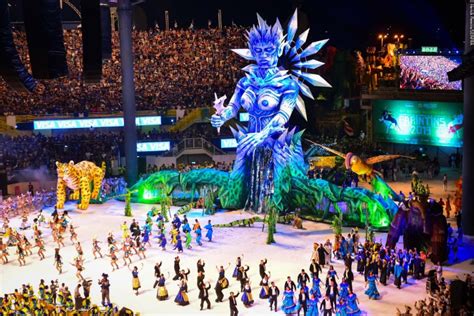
[252,42,280,69]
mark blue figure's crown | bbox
[247,14,285,53]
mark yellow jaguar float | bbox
[56,161,106,210]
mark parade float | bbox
[55,160,106,210]
[128,10,400,232]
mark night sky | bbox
[8,0,466,50]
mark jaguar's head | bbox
[56,161,75,179]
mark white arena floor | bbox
[1,196,472,315]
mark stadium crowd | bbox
[0,133,121,172]
[1,27,245,115]
[0,121,236,173]
[399,55,462,91]
[1,125,452,184]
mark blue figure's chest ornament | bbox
[240,69,289,111]
[241,86,280,112]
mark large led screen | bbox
[399,55,462,91]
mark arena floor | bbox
[1,186,472,315]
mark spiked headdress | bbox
[232,10,332,121]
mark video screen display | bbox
[239,112,249,122]
[399,55,462,91]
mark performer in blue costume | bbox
[155,214,164,232]
[241,282,254,307]
[142,227,150,247]
[204,220,213,242]
[311,275,322,298]
[306,292,319,316]
[172,214,181,229]
[326,265,339,288]
[336,298,348,316]
[174,279,190,306]
[182,221,191,234]
[233,256,243,279]
[281,286,299,315]
[173,233,184,253]
[364,272,380,300]
[300,282,310,296]
[340,237,348,259]
[159,231,167,250]
[195,227,203,246]
[339,278,350,300]
[346,289,361,316]
[259,274,271,299]
[394,259,403,289]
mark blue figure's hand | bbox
[238,132,264,156]
[211,114,226,129]
[238,120,287,156]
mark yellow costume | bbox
[171,228,178,245]
[157,286,168,300]
[132,277,141,290]
[121,224,129,239]
[56,161,105,210]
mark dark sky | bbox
[8,0,466,50]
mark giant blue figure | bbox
[133,10,398,229]
[211,11,331,212]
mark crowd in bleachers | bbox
[1,26,245,115]
[2,125,456,182]
[0,121,236,172]
[0,133,121,172]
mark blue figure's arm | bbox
[211,78,246,128]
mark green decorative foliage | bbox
[126,131,397,233]
[371,175,400,201]
[265,197,277,244]
[130,170,180,203]
[124,190,132,217]
[331,211,343,235]
[204,187,217,215]
[411,175,430,198]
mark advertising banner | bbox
[373,100,463,148]
[34,116,162,130]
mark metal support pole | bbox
[118,0,138,187]
[218,9,222,31]
[462,0,474,235]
